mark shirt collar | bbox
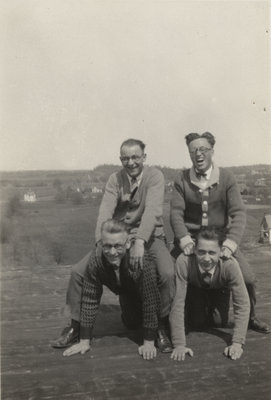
[190,163,220,189]
[198,264,216,277]
[126,170,143,185]
[193,164,213,179]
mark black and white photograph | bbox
[1,1,270,399]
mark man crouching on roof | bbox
[55,219,161,360]
[170,227,250,361]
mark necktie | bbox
[114,269,121,286]
[195,171,207,179]
[201,271,212,287]
[130,178,138,199]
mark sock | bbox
[71,319,80,334]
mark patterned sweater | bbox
[80,249,160,341]
[170,165,246,253]
[169,254,250,347]
[95,167,165,243]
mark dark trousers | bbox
[185,284,231,329]
[145,236,175,317]
[234,249,256,320]
[171,245,256,320]
[119,292,142,330]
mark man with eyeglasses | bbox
[55,219,161,360]
[53,139,175,352]
[170,132,270,334]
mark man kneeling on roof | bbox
[53,219,166,360]
[170,226,250,361]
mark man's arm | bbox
[131,169,165,269]
[138,257,160,360]
[63,257,103,356]
[170,173,194,254]
[95,173,119,242]
[222,171,246,257]
[135,168,165,243]
[169,254,193,361]
[223,258,250,360]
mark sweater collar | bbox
[190,163,220,189]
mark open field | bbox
[1,198,270,267]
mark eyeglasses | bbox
[120,155,143,164]
[189,147,212,155]
[102,242,127,252]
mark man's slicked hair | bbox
[195,226,226,247]
[185,132,216,148]
[101,219,129,235]
[120,138,146,152]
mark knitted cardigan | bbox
[95,167,165,243]
[170,165,246,253]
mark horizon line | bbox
[1,162,271,174]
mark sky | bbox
[1,0,270,171]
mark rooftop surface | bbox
[1,246,271,400]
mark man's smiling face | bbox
[120,144,146,178]
[188,138,214,173]
[101,231,129,268]
[195,238,220,272]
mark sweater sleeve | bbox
[136,169,165,243]
[224,258,250,345]
[170,172,190,240]
[95,173,119,242]
[80,257,103,340]
[169,254,189,347]
[140,256,161,341]
[224,170,246,246]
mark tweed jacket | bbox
[80,248,160,341]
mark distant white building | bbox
[260,215,271,244]
[255,178,266,187]
[92,186,103,194]
[24,191,37,202]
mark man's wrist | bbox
[179,235,194,250]
[222,239,237,254]
[143,339,155,346]
[80,339,90,345]
[135,238,145,246]
[231,342,243,348]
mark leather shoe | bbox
[51,326,79,348]
[156,329,173,353]
[249,318,270,334]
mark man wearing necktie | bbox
[170,132,270,334]
[53,139,174,352]
[170,227,250,361]
[54,219,161,360]
[94,139,175,352]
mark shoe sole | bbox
[249,327,270,334]
[51,338,79,349]
[159,347,173,353]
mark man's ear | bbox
[143,153,147,162]
[126,239,131,250]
